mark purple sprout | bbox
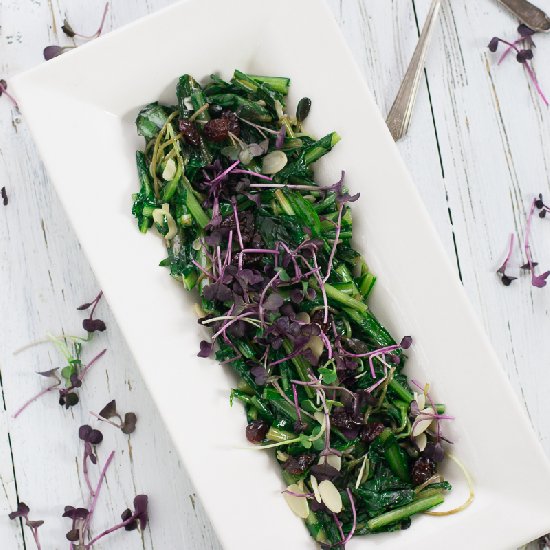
[44,3,110,61]
[497,233,517,286]
[8,502,43,550]
[0,79,19,110]
[524,198,550,288]
[488,27,548,106]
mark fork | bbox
[386,0,442,141]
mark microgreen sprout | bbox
[8,502,43,550]
[90,399,137,434]
[44,3,109,61]
[497,233,517,286]
[0,79,19,110]
[524,198,550,288]
[488,26,548,106]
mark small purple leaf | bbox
[488,37,500,52]
[43,45,65,60]
[400,336,413,349]
[121,412,137,434]
[198,340,213,358]
[99,400,118,419]
[82,318,106,333]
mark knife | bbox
[496,0,550,32]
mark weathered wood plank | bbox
[0,0,221,548]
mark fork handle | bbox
[386,0,442,141]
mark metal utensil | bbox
[386,0,442,141]
[495,0,550,32]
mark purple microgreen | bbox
[121,412,137,434]
[82,317,106,333]
[99,399,118,419]
[43,45,75,60]
[61,19,76,38]
[12,373,61,419]
[497,233,517,286]
[0,79,19,110]
[198,340,213,358]
[9,502,43,550]
[250,365,269,386]
[1,186,7,206]
[86,494,148,546]
[59,3,110,41]
[488,32,548,106]
[91,402,137,435]
[8,502,30,520]
[340,488,357,545]
[518,24,536,38]
[77,291,103,311]
[323,202,343,283]
[400,336,413,349]
[524,198,550,288]
[275,124,287,149]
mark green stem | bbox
[366,494,444,531]
[274,189,295,215]
[388,379,414,404]
[325,283,368,313]
[266,426,295,443]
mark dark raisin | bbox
[245,420,269,444]
[411,456,436,486]
[179,119,200,147]
[331,408,360,431]
[360,422,385,443]
[283,454,315,475]
[221,110,240,137]
[203,118,229,142]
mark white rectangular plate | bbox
[11,0,550,548]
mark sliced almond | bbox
[274,100,284,120]
[283,483,310,519]
[320,454,341,472]
[355,456,370,489]
[262,151,288,175]
[411,407,435,438]
[318,480,343,513]
[162,158,177,181]
[306,335,324,360]
[414,391,426,411]
[415,432,427,452]
[276,451,288,462]
[310,475,322,503]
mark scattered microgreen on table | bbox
[131,70,469,547]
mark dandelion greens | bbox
[131,70,461,547]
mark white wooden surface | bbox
[1,0,549,548]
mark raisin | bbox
[411,456,436,486]
[179,119,200,147]
[245,420,269,444]
[222,110,240,137]
[283,454,315,475]
[203,118,229,142]
[331,408,361,431]
[360,422,385,443]
[203,111,240,142]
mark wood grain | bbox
[0,0,547,548]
